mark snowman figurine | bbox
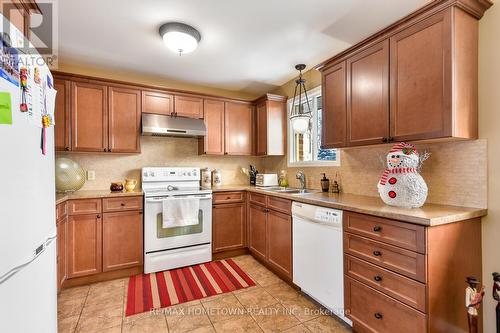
[377,142,428,208]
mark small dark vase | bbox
[110,182,124,192]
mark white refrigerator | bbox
[0,17,57,333]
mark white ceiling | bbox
[58,0,430,96]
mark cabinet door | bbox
[255,101,268,156]
[175,95,203,118]
[347,41,390,146]
[71,81,108,152]
[212,203,246,253]
[67,214,102,278]
[322,61,347,148]
[54,79,71,151]
[102,211,143,272]
[390,9,452,141]
[108,87,141,153]
[225,102,253,155]
[200,99,225,155]
[142,90,174,116]
[248,204,267,261]
[56,216,67,291]
[267,209,292,279]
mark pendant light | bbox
[290,64,312,134]
[159,22,201,55]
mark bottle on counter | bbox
[201,168,212,188]
[331,172,341,194]
[212,169,222,187]
[320,173,330,192]
[278,170,289,188]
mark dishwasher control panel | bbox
[292,202,343,226]
[314,207,342,224]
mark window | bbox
[287,86,339,166]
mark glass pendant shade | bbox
[291,115,310,134]
[290,64,312,134]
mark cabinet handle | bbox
[226,197,231,200]
[108,148,112,152]
[373,250,382,257]
[120,203,125,206]
[374,313,383,320]
[103,148,107,152]
[382,137,388,143]
[373,226,382,232]
[388,137,395,142]
[97,214,100,218]
[374,275,383,282]
[65,147,70,151]
[139,211,143,215]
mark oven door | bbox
[144,193,212,253]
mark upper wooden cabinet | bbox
[224,101,254,155]
[199,99,225,155]
[142,90,174,116]
[71,81,108,152]
[54,79,71,151]
[255,94,286,156]
[322,62,347,148]
[320,1,491,148]
[174,95,203,119]
[108,87,141,153]
[347,40,389,146]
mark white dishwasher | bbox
[292,202,351,326]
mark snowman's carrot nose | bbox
[391,158,400,164]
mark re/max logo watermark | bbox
[1,0,58,68]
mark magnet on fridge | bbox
[0,92,12,125]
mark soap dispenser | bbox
[320,173,330,192]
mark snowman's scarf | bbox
[379,167,417,185]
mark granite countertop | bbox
[212,185,487,226]
[56,189,143,205]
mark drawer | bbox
[345,254,426,312]
[213,191,244,204]
[68,199,101,215]
[345,276,426,333]
[344,233,426,283]
[102,196,143,212]
[249,192,266,207]
[267,196,291,215]
[344,212,426,253]
[56,201,67,221]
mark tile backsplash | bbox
[57,136,264,191]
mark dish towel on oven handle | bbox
[162,197,200,228]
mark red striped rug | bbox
[125,259,256,316]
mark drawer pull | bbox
[226,196,231,200]
[374,312,383,320]
[373,250,382,257]
[120,203,125,206]
[374,275,383,282]
[373,225,382,232]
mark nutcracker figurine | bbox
[465,276,485,333]
[493,272,500,333]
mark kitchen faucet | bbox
[296,171,306,190]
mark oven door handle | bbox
[146,195,212,202]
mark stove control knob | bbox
[167,185,174,191]
[187,172,192,176]
[150,172,155,177]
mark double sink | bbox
[259,187,318,196]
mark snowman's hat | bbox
[389,142,417,155]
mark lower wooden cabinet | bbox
[248,204,268,261]
[102,211,144,272]
[267,209,292,278]
[56,215,67,291]
[67,213,103,278]
[212,203,246,253]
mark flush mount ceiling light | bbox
[290,64,312,134]
[159,22,201,55]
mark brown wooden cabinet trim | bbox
[102,196,143,213]
[67,199,102,216]
[213,191,245,204]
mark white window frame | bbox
[287,86,340,167]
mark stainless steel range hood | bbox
[142,113,207,138]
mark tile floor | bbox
[58,255,352,333]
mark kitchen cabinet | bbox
[212,202,246,253]
[347,40,389,146]
[1,1,39,40]
[108,86,141,153]
[343,211,482,332]
[224,101,254,155]
[142,90,174,116]
[267,209,292,278]
[322,61,347,148]
[56,201,68,291]
[174,95,203,118]
[199,99,225,155]
[71,81,108,152]
[67,213,102,278]
[54,79,71,151]
[248,194,293,280]
[320,1,490,148]
[102,211,143,272]
[255,94,286,156]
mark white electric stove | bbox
[142,167,212,273]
